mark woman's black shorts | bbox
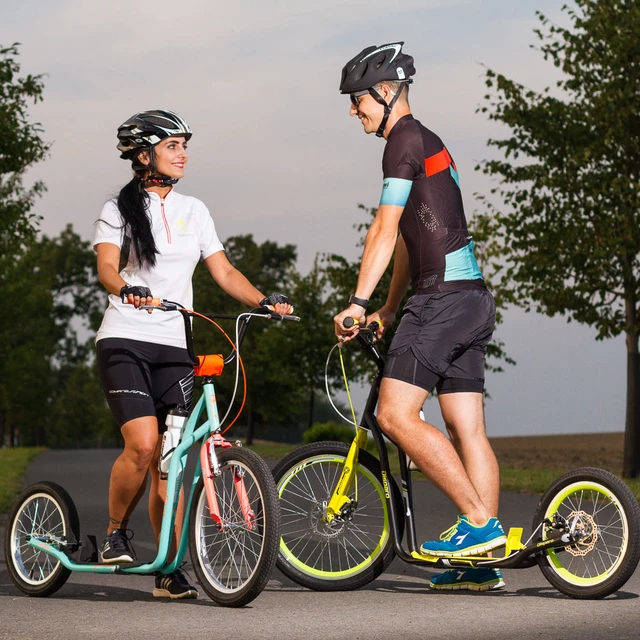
[96,338,195,430]
[383,289,495,394]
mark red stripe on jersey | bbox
[425,148,452,177]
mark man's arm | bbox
[367,233,410,339]
[334,203,404,338]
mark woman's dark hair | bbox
[116,161,158,269]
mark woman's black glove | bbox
[120,284,153,303]
[259,293,292,307]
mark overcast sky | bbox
[4,0,626,437]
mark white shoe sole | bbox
[152,587,198,599]
[421,536,507,558]
[430,579,506,592]
[99,554,134,564]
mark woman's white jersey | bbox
[93,189,224,348]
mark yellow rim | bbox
[278,454,390,580]
[544,481,628,586]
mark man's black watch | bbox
[348,294,370,310]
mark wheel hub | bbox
[565,510,598,556]
[310,502,346,538]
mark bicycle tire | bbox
[188,446,280,607]
[273,441,402,591]
[533,467,640,599]
[4,481,79,597]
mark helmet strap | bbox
[141,145,179,187]
[370,84,406,138]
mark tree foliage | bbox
[475,1,640,474]
[191,235,305,442]
[0,43,49,260]
[0,227,110,447]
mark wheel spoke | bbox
[278,453,389,576]
[193,454,270,594]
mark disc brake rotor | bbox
[565,510,598,556]
[310,502,346,538]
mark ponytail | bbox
[116,169,158,269]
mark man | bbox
[333,42,506,592]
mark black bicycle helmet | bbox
[339,42,415,94]
[117,109,192,160]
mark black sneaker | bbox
[153,568,198,599]
[99,529,136,564]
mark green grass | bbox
[2,442,639,517]
[249,439,640,501]
[0,448,45,514]
[244,440,298,460]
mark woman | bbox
[93,109,292,599]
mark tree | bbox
[285,257,340,430]
[0,42,50,445]
[0,226,107,446]
[191,235,302,443]
[474,1,640,475]
[0,43,49,260]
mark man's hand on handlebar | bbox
[334,305,366,342]
[366,307,396,341]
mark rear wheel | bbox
[273,441,401,591]
[4,481,79,597]
[533,467,640,599]
[189,447,280,607]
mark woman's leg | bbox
[107,415,159,533]
[148,434,185,560]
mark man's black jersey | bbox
[379,115,484,293]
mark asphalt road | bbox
[1,449,639,640]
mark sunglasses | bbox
[349,85,387,108]
[350,89,370,108]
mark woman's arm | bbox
[96,243,128,296]
[95,242,152,307]
[203,251,292,314]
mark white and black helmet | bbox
[117,109,192,160]
[339,42,415,94]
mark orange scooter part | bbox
[194,354,224,377]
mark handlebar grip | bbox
[344,317,381,331]
[265,304,295,314]
[123,297,163,306]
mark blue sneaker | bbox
[421,515,506,557]
[430,568,505,592]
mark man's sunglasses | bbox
[350,89,370,108]
[349,85,383,108]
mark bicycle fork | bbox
[200,435,255,531]
[325,426,369,523]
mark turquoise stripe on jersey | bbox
[444,241,482,281]
[380,177,413,207]
[450,165,460,188]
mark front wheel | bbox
[188,447,280,607]
[273,441,401,591]
[533,467,640,599]
[4,481,80,597]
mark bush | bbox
[302,421,355,444]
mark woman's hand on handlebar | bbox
[120,284,154,313]
[334,305,366,342]
[366,307,396,341]
[259,293,294,317]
